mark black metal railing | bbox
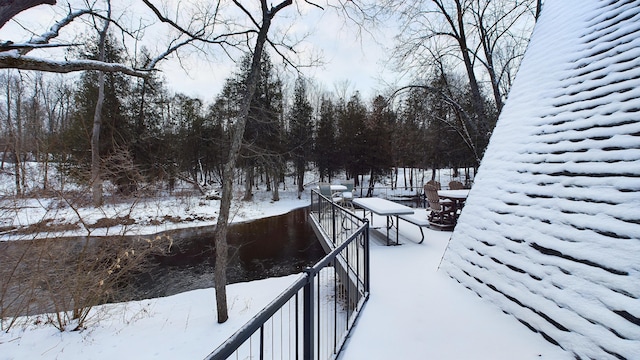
[205,191,369,360]
[310,190,368,250]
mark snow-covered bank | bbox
[1,177,312,241]
[0,275,301,359]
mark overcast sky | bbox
[158,2,399,102]
[1,1,398,102]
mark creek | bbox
[127,206,325,301]
[0,207,324,316]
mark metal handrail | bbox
[205,192,369,360]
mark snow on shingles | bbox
[441,0,640,358]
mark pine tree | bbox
[337,92,367,183]
[364,95,394,194]
[288,77,313,198]
[314,96,337,182]
[62,32,134,194]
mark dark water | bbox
[129,207,325,300]
[0,208,324,315]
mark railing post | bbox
[303,267,315,360]
[364,219,370,293]
[331,203,337,246]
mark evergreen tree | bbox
[337,92,367,183]
[173,94,206,185]
[288,77,313,198]
[363,95,394,195]
[62,33,135,193]
[126,48,170,182]
[314,96,337,182]
[209,53,283,200]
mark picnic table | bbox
[352,197,414,246]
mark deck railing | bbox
[204,190,369,360]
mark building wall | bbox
[441,0,640,358]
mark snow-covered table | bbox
[352,197,414,246]
[438,189,469,224]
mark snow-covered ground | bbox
[0,162,314,240]
[0,209,571,359]
[0,166,571,359]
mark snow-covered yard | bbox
[0,182,570,359]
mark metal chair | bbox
[339,180,355,209]
[319,183,343,203]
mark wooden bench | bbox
[398,210,431,244]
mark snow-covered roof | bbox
[441,0,640,358]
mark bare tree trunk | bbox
[272,167,280,201]
[403,167,407,190]
[5,72,23,195]
[90,77,104,206]
[213,0,292,324]
[409,167,414,191]
[15,90,23,193]
[478,20,503,113]
[535,0,542,21]
[90,4,111,207]
[265,168,272,192]
[366,168,375,197]
[393,167,398,190]
[243,165,253,200]
[453,1,485,120]
[296,165,304,199]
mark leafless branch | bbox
[143,0,257,46]
[0,52,154,77]
[232,0,260,28]
[19,8,92,55]
[305,0,324,11]
[0,42,81,51]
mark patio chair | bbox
[424,184,455,229]
[339,180,355,209]
[319,183,343,203]
[422,180,441,207]
[448,180,464,190]
[426,179,441,190]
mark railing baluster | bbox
[303,268,314,360]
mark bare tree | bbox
[2,71,26,195]
[470,0,535,112]
[387,0,535,117]
[89,1,111,207]
[212,0,293,324]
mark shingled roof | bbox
[440,0,640,358]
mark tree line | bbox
[1,35,497,199]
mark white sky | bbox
[0,1,397,102]
[158,3,399,101]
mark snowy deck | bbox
[338,211,571,359]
